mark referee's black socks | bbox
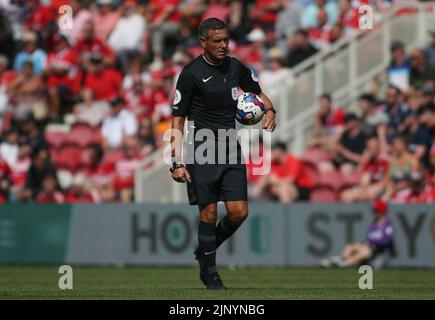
[198,221,217,273]
[215,215,243,249]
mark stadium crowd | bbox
[0,0,433,203]
[248,36,435,203]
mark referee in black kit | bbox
[169,18,276,289]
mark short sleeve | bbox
[172,69,195,117]
[237,59,262,95]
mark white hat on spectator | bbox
[268,48,285,60]
[247,28,266,42]
[97,0,112,5]
[22,31,37,42]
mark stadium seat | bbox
[67,123,95,147]
[341,171,362,190]
[309,185,338,203]
[45,131,68,148]
[57,144,83,172]
[316,171,344,191]
[91,128,103,145]
[301,147,332,166]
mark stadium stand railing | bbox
[135,1,435,204]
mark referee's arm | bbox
[169,116,191,183]
[237,59,276,132]
[259,93,276,132]
[169,70,194,183]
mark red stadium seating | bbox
[301,147,333,166]
[67,123,95,147]
[56,144,83,172]
[315,171,344,191]
[341,171,362,190]
[310,185,338,203]
[45,131,68,148]
[91,128,103,145]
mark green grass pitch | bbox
[0,266,434,300]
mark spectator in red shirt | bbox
[123,75,155,120]
[0,156,11,178]
[82,55,122,104]
[338,0,359,35]
[310,93,345,149]
[250,0,280,29]
[45,33,82,119]
[308,8,333,51]
[9,142,31,200]
[149,70,173,126]
[391,172,434,204]
[74,19,115,67]
[81,144,115,202]
[341,135,389,202]
[148,0,181,58]
[0,55,16,115]
[36,174,65,203]
[251,142,314,202]
[112,137,141,202]
[25,0,55,43]
[0,156,11,203]
[64,174,100,203]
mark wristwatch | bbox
[265,107,277,114]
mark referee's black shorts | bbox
[185,136,247,205]
[186,163,247,205]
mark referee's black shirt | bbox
[172,55,262,132]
